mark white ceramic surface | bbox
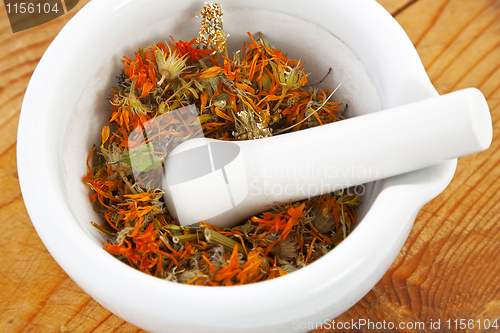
[17,0,461,332]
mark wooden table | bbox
[1,0,499,332]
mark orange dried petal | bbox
[101,126,110,149]
[199,66,223,80]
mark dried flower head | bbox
[270,61,308,90]
[111,79,150,115]
[115,226,134,245]
[232,110,272,140]
[197,2,227,53]
[311,208,335,233]
[100,143,127,165]
[154,45,188,85]
[269,235,298,259]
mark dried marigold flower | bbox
[154,45,188,85]
[270,61,308,90]
[111,79,151,115]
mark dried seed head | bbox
[261,71,273,92]
[269,235,298,259]
[271,61,308,90]
[101,143,126,165]
[115,226,134,245]
[197,2,227,53]
[305,107,320,128]
[232,110,272,140]
[311,208,335,233]
[287,95,300,108]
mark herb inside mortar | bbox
[84,2,361,286]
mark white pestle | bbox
[162,88,492,228]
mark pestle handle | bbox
[163,88,492,228]
[254,87,492,201]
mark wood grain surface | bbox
[1,0,499,332]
